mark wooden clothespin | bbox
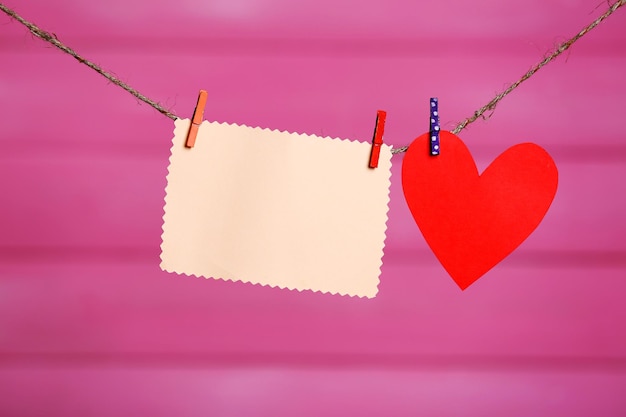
[369,110,387,168]
[185,90,208,148]
[430,97,440,156]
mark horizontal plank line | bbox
[1,352,625,372]
[3,36,625,57]
[1,246,625,268]
[385,248,626,269]
[2,141,626,163]
[0,245,159,264]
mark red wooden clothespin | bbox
[185,90,208,148]
[368,110,387,168]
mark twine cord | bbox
[1,1,624,153]
[0,3,178,121]
[391,0,626,154]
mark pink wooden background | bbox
[1,0,626,415]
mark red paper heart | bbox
[401,131,558,289]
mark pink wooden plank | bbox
[2,0,625,41]
[0,262,624,357]
[0,156,623,251]
[1,53,625,153]
[1,368,625,417]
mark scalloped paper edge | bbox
[160,119,393,298]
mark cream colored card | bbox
[160,119,392,298]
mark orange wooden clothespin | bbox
[185,90,208,148]
[368,110,387,168]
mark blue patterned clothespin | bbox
[430,98,440,156]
